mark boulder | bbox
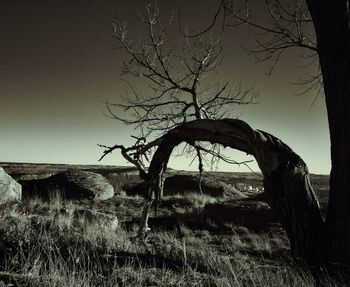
[21,169,114,200]
[125,174,245,198]
[0,167,21,204]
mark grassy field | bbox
[0,163,343,287]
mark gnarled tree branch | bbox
[141,119,323,263]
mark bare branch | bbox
[178,0,225,38]
[102,2,257,179]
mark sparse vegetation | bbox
[0,167,344,286]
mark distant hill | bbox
[0,162,329,183]
[0,162,329,208]
[0,162,136,180]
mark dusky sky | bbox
[0,0,330,174]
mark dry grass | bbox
[0,189,345,287]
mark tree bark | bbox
[306,0,350,264]
[322,46,350,265]
[144,119,324,263]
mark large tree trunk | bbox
[144,119,324,263]
[306,0,350,264]
[322,47,350,265]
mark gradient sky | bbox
[0,0,330,174]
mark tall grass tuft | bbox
[0,194,345,286]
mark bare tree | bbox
[133,119,323,264]
[183,0,350,266]
[108,3,256,131]
[99,0,350,268]
[101,3,257,190]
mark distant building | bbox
[235,182,264,193]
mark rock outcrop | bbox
[0,167,22,204]
[21,169,114,200]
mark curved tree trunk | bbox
[142,119,324,263]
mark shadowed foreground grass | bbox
[0,194,344,287]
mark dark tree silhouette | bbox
[137,119,323,264]
[101,3,257,194]
[101,0,350,267]
[183,0,350,265]
[305,0,350,266]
